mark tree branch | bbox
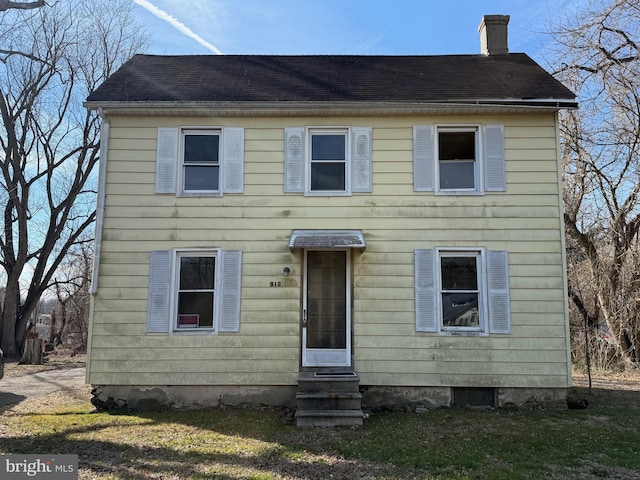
[568,286,600,328]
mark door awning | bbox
[288,230,366,251]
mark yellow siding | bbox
[89,113,570,389]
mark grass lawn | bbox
[1,369,639,479]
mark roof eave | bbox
[84,99,578,116]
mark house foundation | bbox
[90,385,298,411]
[90,384,568,413]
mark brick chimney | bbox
[478,15,510,55]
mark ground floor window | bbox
[176,252,217,329]
[415,248,511,335]
[146,249,242,334]
[439,251,482,331]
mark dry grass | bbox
[573,369,640,390]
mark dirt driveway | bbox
[0,353,88,410]
[0,366,86,408]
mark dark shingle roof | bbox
[86,54,576,107]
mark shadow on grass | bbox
[1,410,404,480]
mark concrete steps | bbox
[295,372,364,427]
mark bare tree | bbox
[552,0,640,368]
[0,0,44,11]
[50,241,92,352]
[0,0,148,358]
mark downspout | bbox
[555,110,573,389]
[86,109,108,384]
[91,108,109,295]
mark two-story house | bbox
[85,15,577,425]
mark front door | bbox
[302,250,351,367]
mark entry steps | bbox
[295,371,364,427]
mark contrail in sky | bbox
[132,0,224,54]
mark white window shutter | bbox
[413,125,434,191]
[415,249,437,332]
[484,125,506,192]
[222,127,244,194]
[218,250,242,332]
[284,127,305,192]
[351,127,372,192]
[487,250,511,334]
[147,250,171,333]
[156,127,178,194]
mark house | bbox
[84,15,577,425]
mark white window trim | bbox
[435,125,483,196]
[179,127,223,197]
[170,248,221,334]
[436,247,489,336]
[306,127,351,196]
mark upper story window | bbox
[438,128,478,192]
[310,130,348,193]
[414,124,505,194]
[284,126,372,196]
[155,127,244,196]
[182,130,220,193]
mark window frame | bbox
[435,125,482,195]
[171,248,220,333]
[306,127,351,196]
[436,247,487,335]
[179,128,222,197]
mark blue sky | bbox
[131,0,579,63]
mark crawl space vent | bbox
[452,387,496,407]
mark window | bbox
[176,252,216,329]
[182,130,220,193]
[155,127,244,196]
[439,251,482,331]
[284,127,372,195]
[413,125,505,194]
[310,131,347,192]
[146,249,242,334]
[437,128,478,191]
[415,248,510,335]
